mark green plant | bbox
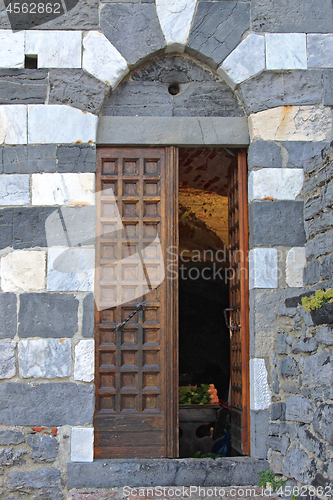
[301,288,333,313]
[179,384,211,405]
[258,468,285,491]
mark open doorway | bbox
[94,146,249,460]
[177,148,248,458]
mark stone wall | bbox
[0,144,96,499]
[0,0,332,496]
[262,145,333,489]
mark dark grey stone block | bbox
[102,81,173,117]
[313,404,333,445]
[304,175,317,198]
[238,71,323,114]
[0,294,17,339]
[248,141,282,169]
[267,436,282,452]
[3,144,56,174]
[12,207,55,248]
[18,293,78,338]
[311,385,333,403]
[27,145,57,173]
[298,426,326,461]
[0,69,47,104]
[7,467,63,500]
[100,3,165,66]
[12,206,95,249]
[303,353,333,387]
[317,326,333,346]
[323,71,333,106]
[283,446,316,483]
[252,0,333,33]
[306,211,333,239]
[3,146,28,173]
[316,159,333,186]
[320,254,333,281]
[249,201,306,248]
[0,383,94,426]
[0,430,24,445]
[323,180,333,209]
[187,2,250,68]
[275,334,288,355]
[286,396,314,423]
[57,144,96,173]
[291,338,318,353]
[22,0,98,29]
[173,81,244,117]
[27,434,59,463]
[250,410,269,459]
[305,154,325,176]
[0,447,26,466]
[304,196,322,221]
[67,457,269,488]
[0,209,13,249]
[279,358,300,379]
[82,293,94,338]
[49,69,109,115]
[132,55,218,83]
[284,142,327,169]
[271,402,286,421]
[3,145,57,173]
[97,116,250,146]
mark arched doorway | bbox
[94,54,250,458]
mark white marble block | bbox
[74,340,94,382]
[266,33,307,70]
[18,338,72,378]
[249,248,278,289]
[47,247,95,292]
[0,105,27,145]
[250,358,272,410]
[1,251,46,292]
[156,0,197,51]
[0,174,30,206]
[286,247,306,288]
[32,173,95,206]
[71,427,94,462]
[218,34,265,89]
[82,31,129,88]
[28,105,98,144]
[249,106,332,142]
[0,30,24,68]
[248,168,304,201]
[25,31,82,68]
[0,341,16,379]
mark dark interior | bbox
[178,148,236,457]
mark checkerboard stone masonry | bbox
[0,0,331,496]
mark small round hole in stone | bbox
[168,83,180,95]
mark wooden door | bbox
[94,147,178,459]
[228,149,250,455]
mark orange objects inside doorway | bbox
[94,147,249,459]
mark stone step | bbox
[68,486,280,500]
[67,458,269,489]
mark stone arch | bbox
[97,52,250,146]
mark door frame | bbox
[94,146,249,458]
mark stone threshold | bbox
[67,458,268,489]
[68,486,280,500]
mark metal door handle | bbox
[224,308,235,331]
